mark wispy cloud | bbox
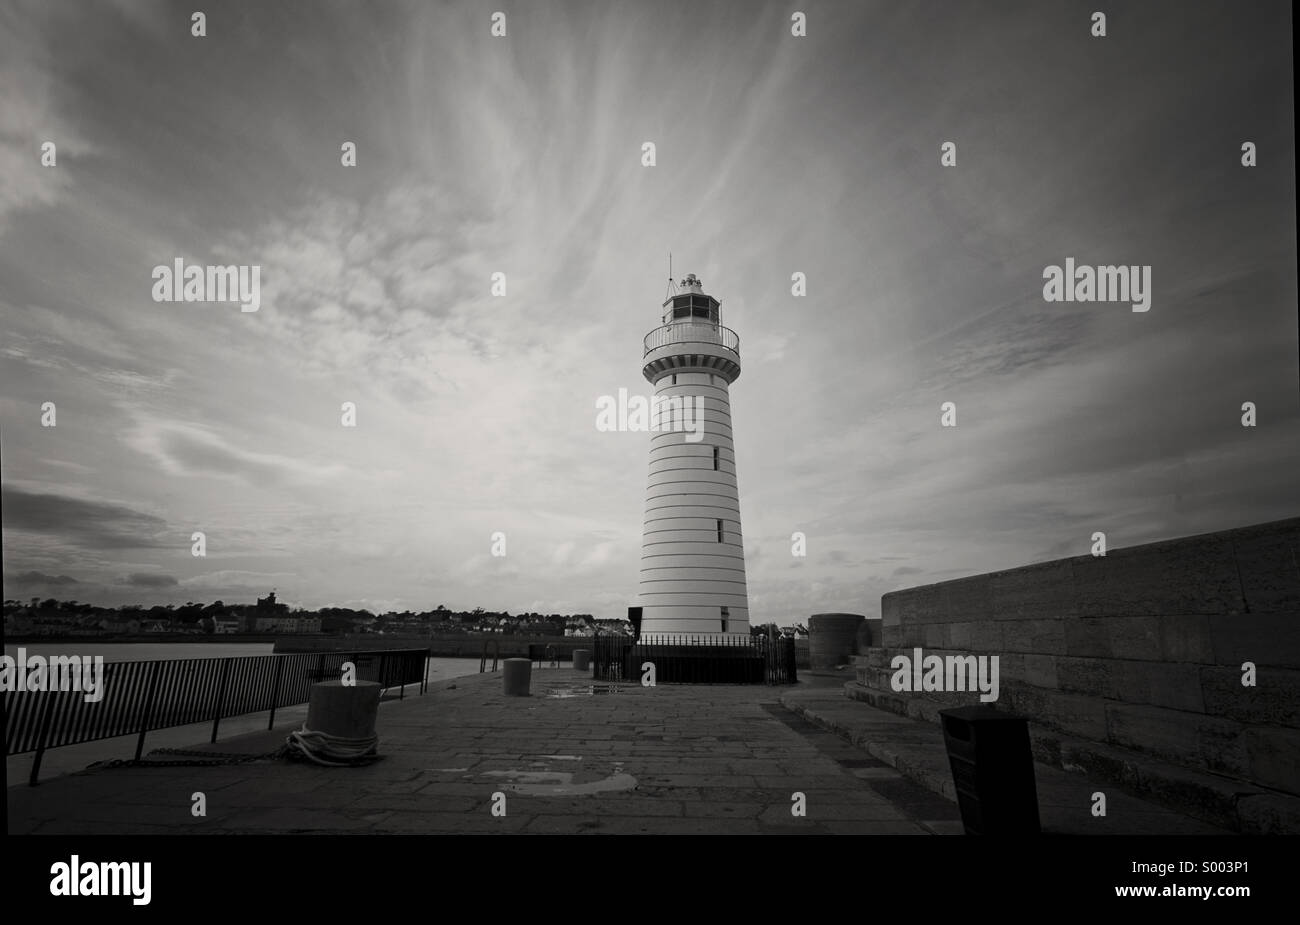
[123,417,347,486]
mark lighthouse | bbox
[636,273,751,638]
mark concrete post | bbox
[306,679,380,739]
[503,657,532,696]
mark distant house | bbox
[254,614,321,634]
[212,617,240,634]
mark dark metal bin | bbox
[939,706,1041,834]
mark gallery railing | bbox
[643,322,740,357]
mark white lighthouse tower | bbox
[636,273,750,638]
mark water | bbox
[4,643,484,788]
[5,642,278,663]
[3,642,484,681]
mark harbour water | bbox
[3,642,484,681]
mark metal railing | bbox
[479,638,500,673]
[528,643,560,667]
[591,632,796,685]
[643,322,740,357]
[4,648,428,784]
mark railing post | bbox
[267,655,285,730]
[134,660,163,761]
[211,657,232,743]
[28,691,60,786]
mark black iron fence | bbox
[591,633,797,685]
[4,648,427,784]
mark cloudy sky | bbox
[2,0,1296,621]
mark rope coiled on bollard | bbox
[282,727,380,767]
[82,726,381,772]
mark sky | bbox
[1,0,1297,622]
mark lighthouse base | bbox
[591,633,797,685]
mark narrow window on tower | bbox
[713,446,719,470]
[716,519,724,543]
[672,374,677,385]
[720,606,729,633]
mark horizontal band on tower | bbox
[642,355,741,385]
[639,541,747,553]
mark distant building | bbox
[255,614,321,634]
[288,615,321,634]
[256,591,289,614]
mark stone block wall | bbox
[861,517,1300,808]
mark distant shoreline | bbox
[3,633,594,660]
[273,634,597,659]
[4,634,282,645]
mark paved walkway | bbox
[7,670,960,835]
[7,669,1230,835]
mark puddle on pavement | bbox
[476,754,636,795]
[543,684,623,698]
[481,767,637,795]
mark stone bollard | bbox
[572,649,591,672]
[503,657,532,696]
[306,679,380,739]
